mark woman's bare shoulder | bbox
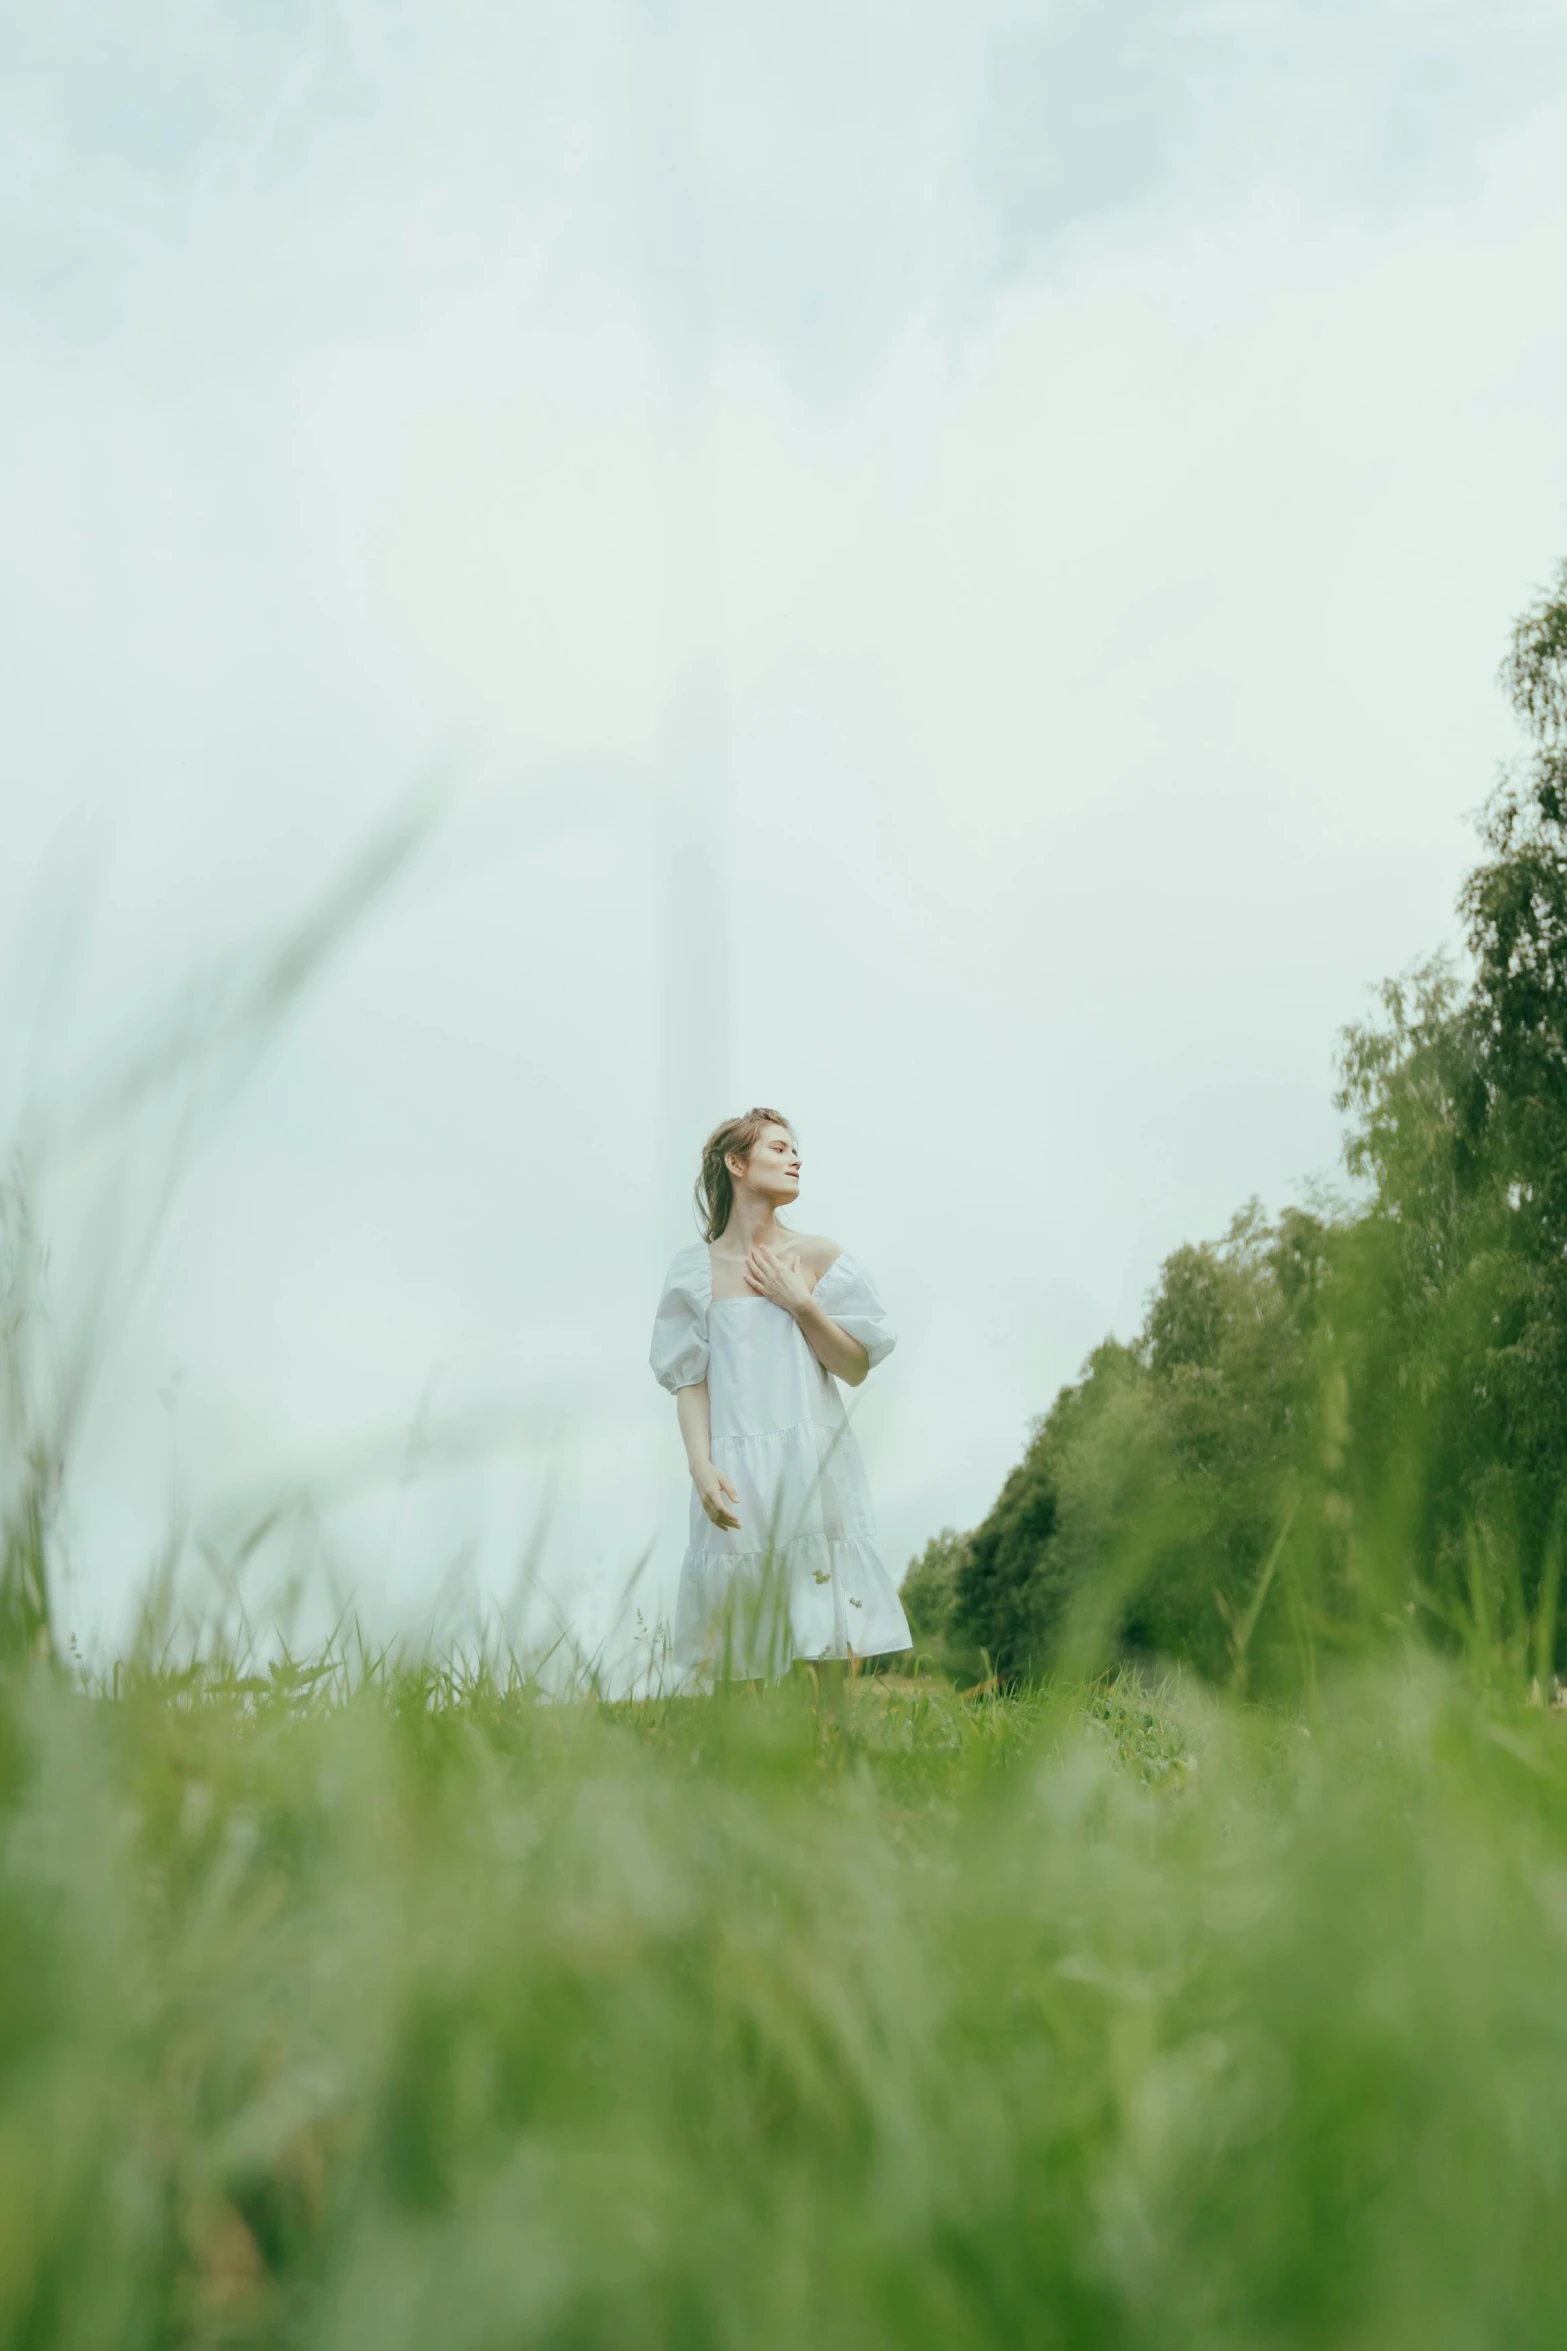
[790,1232,844,1277]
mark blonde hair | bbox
[694,1107,795,1241]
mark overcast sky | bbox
[4,1,1567,1685]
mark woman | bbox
[649,1106,914,1688]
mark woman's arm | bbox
[744,1244,871,1387]
[794,1294,871,1386]
[675,1380,742,1529]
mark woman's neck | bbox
[717,1196,787,1254]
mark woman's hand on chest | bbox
[744,1242,816,1314]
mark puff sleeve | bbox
[649,1244,711,1393]
[814,1250,898,1372]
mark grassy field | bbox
[5,1636,1567,2349]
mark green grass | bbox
[6,1641,1567,2348]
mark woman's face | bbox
[732,1123,801,1205]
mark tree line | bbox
[904,559,1567,1691]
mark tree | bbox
[925,558,1567,1687]
[947,1215,1317,1685]
[898,1526,985,1684]
[1333,561,1567,1627]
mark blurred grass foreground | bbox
[7,1627,1567,2348]
[11,567,1567,2347]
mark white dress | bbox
[649,1241,914,1683]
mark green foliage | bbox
[946,1209,1329,1687]
[1331,560,1567,1640]
[899,1524,987,1684]
[930,558,1567,1691]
